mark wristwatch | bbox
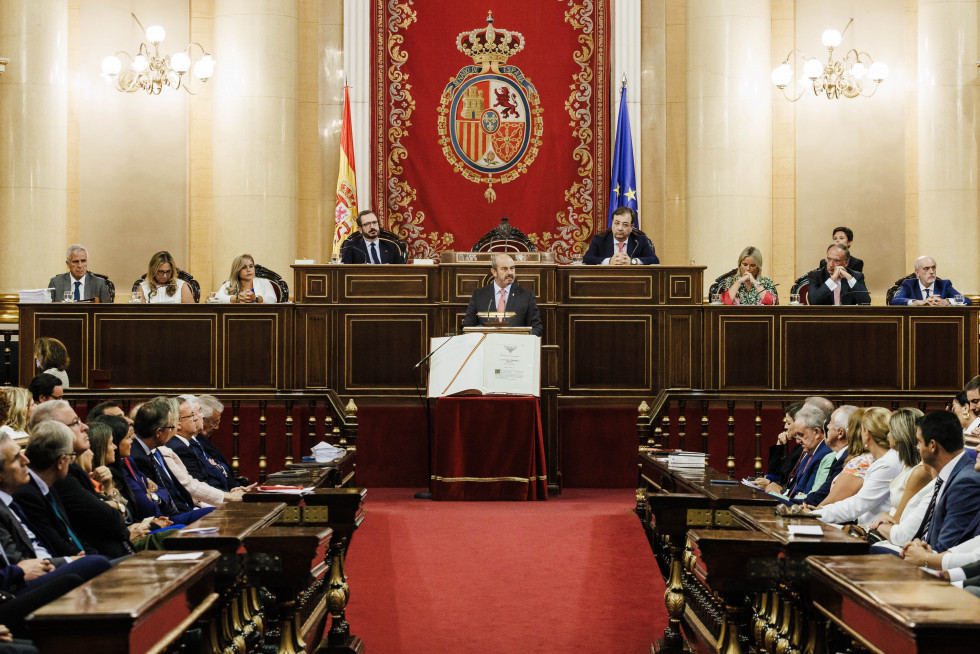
[631,258,637,265]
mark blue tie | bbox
[73,280,81,301]
[370,242,381,264]
[153,450,191,508]
[191,439,230,489]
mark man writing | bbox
[47,245,111,303]
[890,256,972,306]
[807,244,870,305]
[340,210,405,264]
[583,207,659,265]
[463,254,543,337]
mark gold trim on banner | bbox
[378,0,606,263]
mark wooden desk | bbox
[163,501,286,554]
[808,555,980,654]
[27,549,222,654]
[18,302,293,391]
[703,305,979,391]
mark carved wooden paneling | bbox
[342,313,428,392]
[666,311,700,389]
[565,275,653,302]
[566,313,652,391]
[782,317,902,390]
[224,315,278,388]
[300,311,329,388]
[342,273,431,300]
[911,318,963,390]
[95,314,216,389]
[718,317,773,389]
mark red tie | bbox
[497,289,507,313]
[617,242,625,254]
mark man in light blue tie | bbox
[340,210,406,264]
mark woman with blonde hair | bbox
[215,253,278,304]
[0,387,32,446]
[139,250,194,303]
[33,336,70,388]
[811,407,904,524]
[718,246,777,305]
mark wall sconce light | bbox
[0,58,9,77]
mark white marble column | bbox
[686,0,771,285]
[612,0,642,219]
[0,0,68,295]
[918,0,978,290]
[212,0,298,283]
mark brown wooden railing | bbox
[62,390,358,483]
[638,389,967,480]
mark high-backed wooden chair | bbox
[886,273,917,305]
[339,228,409,262]
[471,217,536,252]
[91,272,115,303]
[132,268,201,303]
[790,272,813,305]
[255,264,289,302]
[708,268,737,297]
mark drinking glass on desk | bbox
[207,292,218,303]
[330,252,340,264]
[131,288,143,303]
[63,290,73,303]
[953,294,965,306]
[571,254,583,265]
[709,292,722,305]
[789,293,800,305]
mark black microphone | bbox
[484,289,495,322]
[414,332,458,369]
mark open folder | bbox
[426,332,541,397]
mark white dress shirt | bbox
[601,239,629,265]
[813,448,903,525]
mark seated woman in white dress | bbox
[215,253,278,304]
[140,250,194,303]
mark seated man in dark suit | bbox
[0,429,111,597]
[583,206,659,265]
[27,403,132,558]
[807,244,870,305]
[195,395,246,489]
[47,244,111,303]
[903,411,980,554]
[793,405,854,505]
[818,226,864,273]
[26,375,62,405]
[462,254,543,337]
[889,256,972,306]
[340,210,405,264]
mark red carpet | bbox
[344,489,667,653]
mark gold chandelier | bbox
[772,19,887,101]
[100,13,214,95]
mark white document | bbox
[787,525,823,537]
[158,552,205,561]
[427,332,540,397]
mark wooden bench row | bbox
[637,451,980,654]
[26,460,364,653]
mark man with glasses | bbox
[196,394,246,489]
[27,374,63,405]
[27,402,131,558]
[158,396,245,506]
[341,209,406,264]
[807,243,870,305]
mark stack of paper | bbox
[18,289,53,303]
[667,451,706,469]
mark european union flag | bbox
[607,84,637,227]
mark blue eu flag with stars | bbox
[607,84,637,227]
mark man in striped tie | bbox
[462,253,543,337]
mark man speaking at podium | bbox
[463,254,543,337]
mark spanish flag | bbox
[333,85,358,251]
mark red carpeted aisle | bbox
[344,489,668,653]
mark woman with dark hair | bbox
[90,415,170,538]
[949,391,973,431]
[32,337,70,389]
[138,250,194,303]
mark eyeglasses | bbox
[65,418,80,429]
[160,424,176,432]
[62,453,77,462]
[179,414,194,420]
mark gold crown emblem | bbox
[456,12,525,67]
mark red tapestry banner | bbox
[371,1,610,262]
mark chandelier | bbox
[100,13,214,95]
[771,19,887,101]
